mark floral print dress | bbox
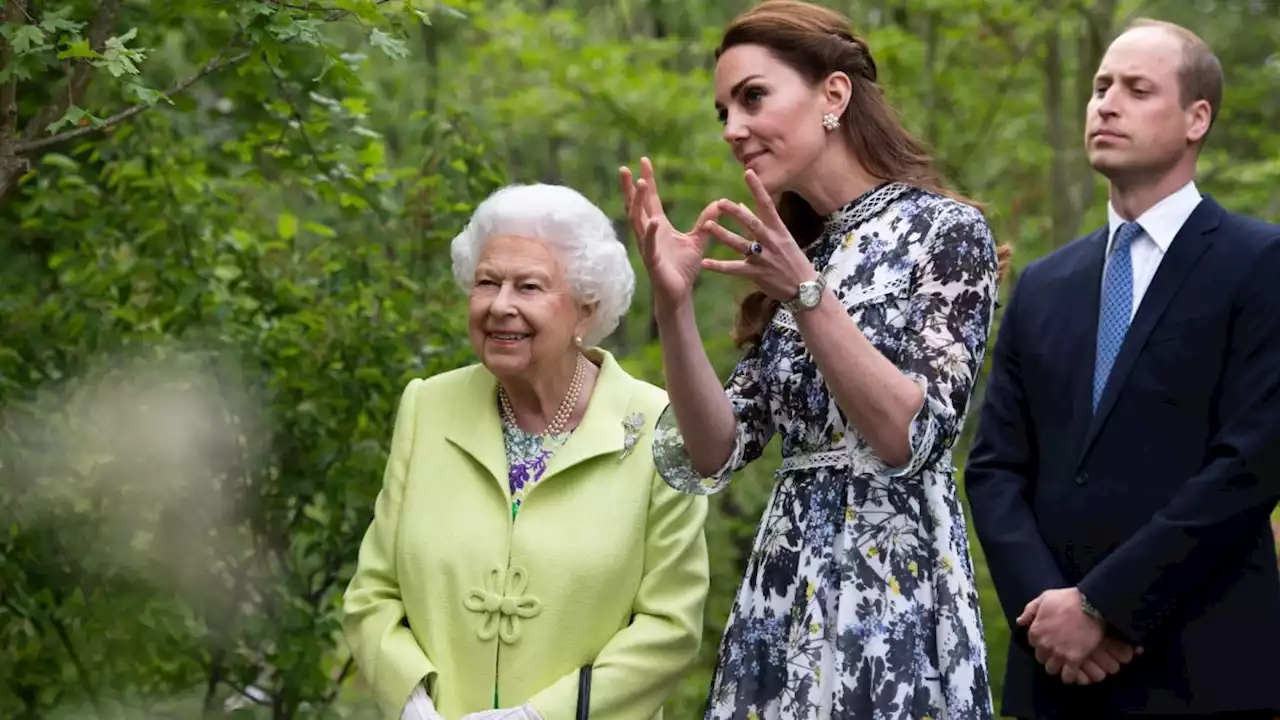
[653,183,998,720]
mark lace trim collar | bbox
[821,181,913,233]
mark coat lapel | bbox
[442,348,637,493]
[541,349,634,481]
[1077,196,1224,467]
[444,369,509,496]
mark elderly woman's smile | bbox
[468,234,590,378]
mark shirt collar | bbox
[1106,180,1202,254]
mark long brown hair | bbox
[718,0,1013,348]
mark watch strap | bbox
[1081,594,1104,622]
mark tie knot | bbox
[1112,222,1143,253]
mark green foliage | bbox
[2,0,1278,716]
[0,2,501,716]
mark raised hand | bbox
[697,168,818,301]
[619,157,714,315]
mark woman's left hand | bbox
[699,169,819,301]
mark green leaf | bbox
[212,265,242,281]
[245,1,277,17]
[358,141,385,166]
[100,27,146,77]
[337,0,381,21]
[128,84,170,106]
[341,97,369,117]
[271,17,324,46]
[303,222,337,238]
[369,28,409,59]
[40,8,85,35]
[277,212,299,240]
[10,25,47,54]
[0,58,34,84]
[58,40,101,60]
[45,106,99,134]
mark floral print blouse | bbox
[502,419,569,519]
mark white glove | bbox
[459,702,544,720]
[401,683,445,720]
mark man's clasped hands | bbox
[1018,587,1143,685]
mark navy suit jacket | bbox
[965,196,1280,717]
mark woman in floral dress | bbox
[619,1,1010,717]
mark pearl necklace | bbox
[498,354,587,436]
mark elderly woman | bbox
[342,183,710,720]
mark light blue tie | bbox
[1093,222,1142,410]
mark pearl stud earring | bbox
[822,112,840,131]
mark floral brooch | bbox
[619,412,646,460]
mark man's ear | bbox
[1186,98,1212,145]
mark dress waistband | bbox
[778,449,882,476]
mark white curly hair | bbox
[450,183,636,346]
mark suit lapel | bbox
[1067,228,1108,447]
[1076,197,1225,467]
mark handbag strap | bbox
[575,665,591,720]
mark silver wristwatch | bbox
[782,275,827,313]
[1081,593,1104,622]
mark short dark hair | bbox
[1123,18,1224,128]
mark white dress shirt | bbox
[1104,180,1203,320]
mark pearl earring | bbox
[822,112,840,131]
[574,336,583,346]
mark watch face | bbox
[798,281,823,307]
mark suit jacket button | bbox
[1075,472,1089,485]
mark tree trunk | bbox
[1044,0,1072,248]
[1068,0,1120,235]
[0,0,28,200]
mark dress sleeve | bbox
[651,345,776,495]
[342,379,437,719]
[883,202,999,478]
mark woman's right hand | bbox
[619,158,712,315]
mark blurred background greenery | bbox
[1,0,1277,717]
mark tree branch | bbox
[0,0,26,167]
[319,658,356,707]
[12,48,252,154]
[47,607,106,716]
[22,0,124,142]
[950,42,1031,173]
[0,2,32,220]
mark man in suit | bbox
[966,18,1280,720]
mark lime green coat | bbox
[342,349,710,720]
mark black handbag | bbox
[574,665,591,720]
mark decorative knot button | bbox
[463,565,541,644]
